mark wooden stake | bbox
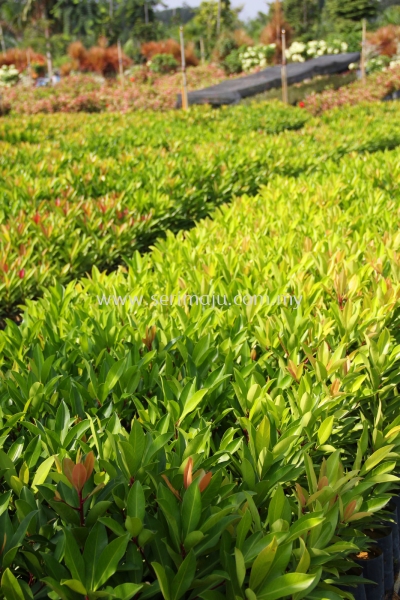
[117,40,124,89]
[281,29,288,104]
[200,37,205,65]
[0,23,6,55]
[217,0,221,36]
[43,9,53,84]
[144,2,149,25]
[180,26,188,110]
[27,48,32,85]
[361,19,367,82]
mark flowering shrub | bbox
[303,64,400,114]
[286,39,348,63]
[2,66,230,114]
[0,64,20,87]
[239,44,276,72]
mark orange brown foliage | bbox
[0,48,46,71]
[67,42,132,76]
[368,25,400,57]
[141,39,199,66]
[233,29,254,47]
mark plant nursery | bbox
[0,94,400,600]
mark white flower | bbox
[334,49,339,54]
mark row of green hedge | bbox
[0,139,399,599]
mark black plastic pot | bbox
[364,528,394,595]
[354,547,385,600]
[383,502,400,576]
[390,494,400,543]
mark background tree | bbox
[184,0,241,57]
[283,0,322,39]
[323,0,378,32]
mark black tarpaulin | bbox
[176,52,360,108]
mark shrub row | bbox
[2,102,400,318]
[0,142,399,599]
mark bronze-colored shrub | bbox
[368,25,400,57]
[0,48,45,72]
[141,39,198,67]
[233,29,254,48]
[67,42,131,76]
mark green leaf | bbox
[170,549,196,600]
[179,388,208,423]
[182,482,201,539]
[184,530,204,551]
[318,416,334,446]
[86,501,113,527]
[113,583,144,600]
[31,456,55,492]
[1,569,25,600]
[61,579,87,595]
[83,522,108,590]
[126,481,145,520]
[285,512,325,543]
[103,358,126,397]
[64,528,86,584]
[235,547,246,587]
[258,573,317,600]
[360,445,394,475]
[93,534,130,590]
[249,536,278,591]
[128,419,145,474]
[152,562,170,600]
[268,485,285,529]
[125,516,143,537]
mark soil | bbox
[353,546,383,560]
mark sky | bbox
[160,0,270,21]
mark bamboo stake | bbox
[361,18,367,83]
[281,29,288,104]
[0,23,6,55]
[27,48,32,85]
[43,10,53,84]
[117,40,124,89]
[180,26,188,110]
[200,37,205,65]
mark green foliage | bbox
[283,0,322,38]
[184,0,240,58]
[0,102,400,597]
[223,47,243,74]
[148,53,179,74]
[323,0,379,33]
[3,102,400,317]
